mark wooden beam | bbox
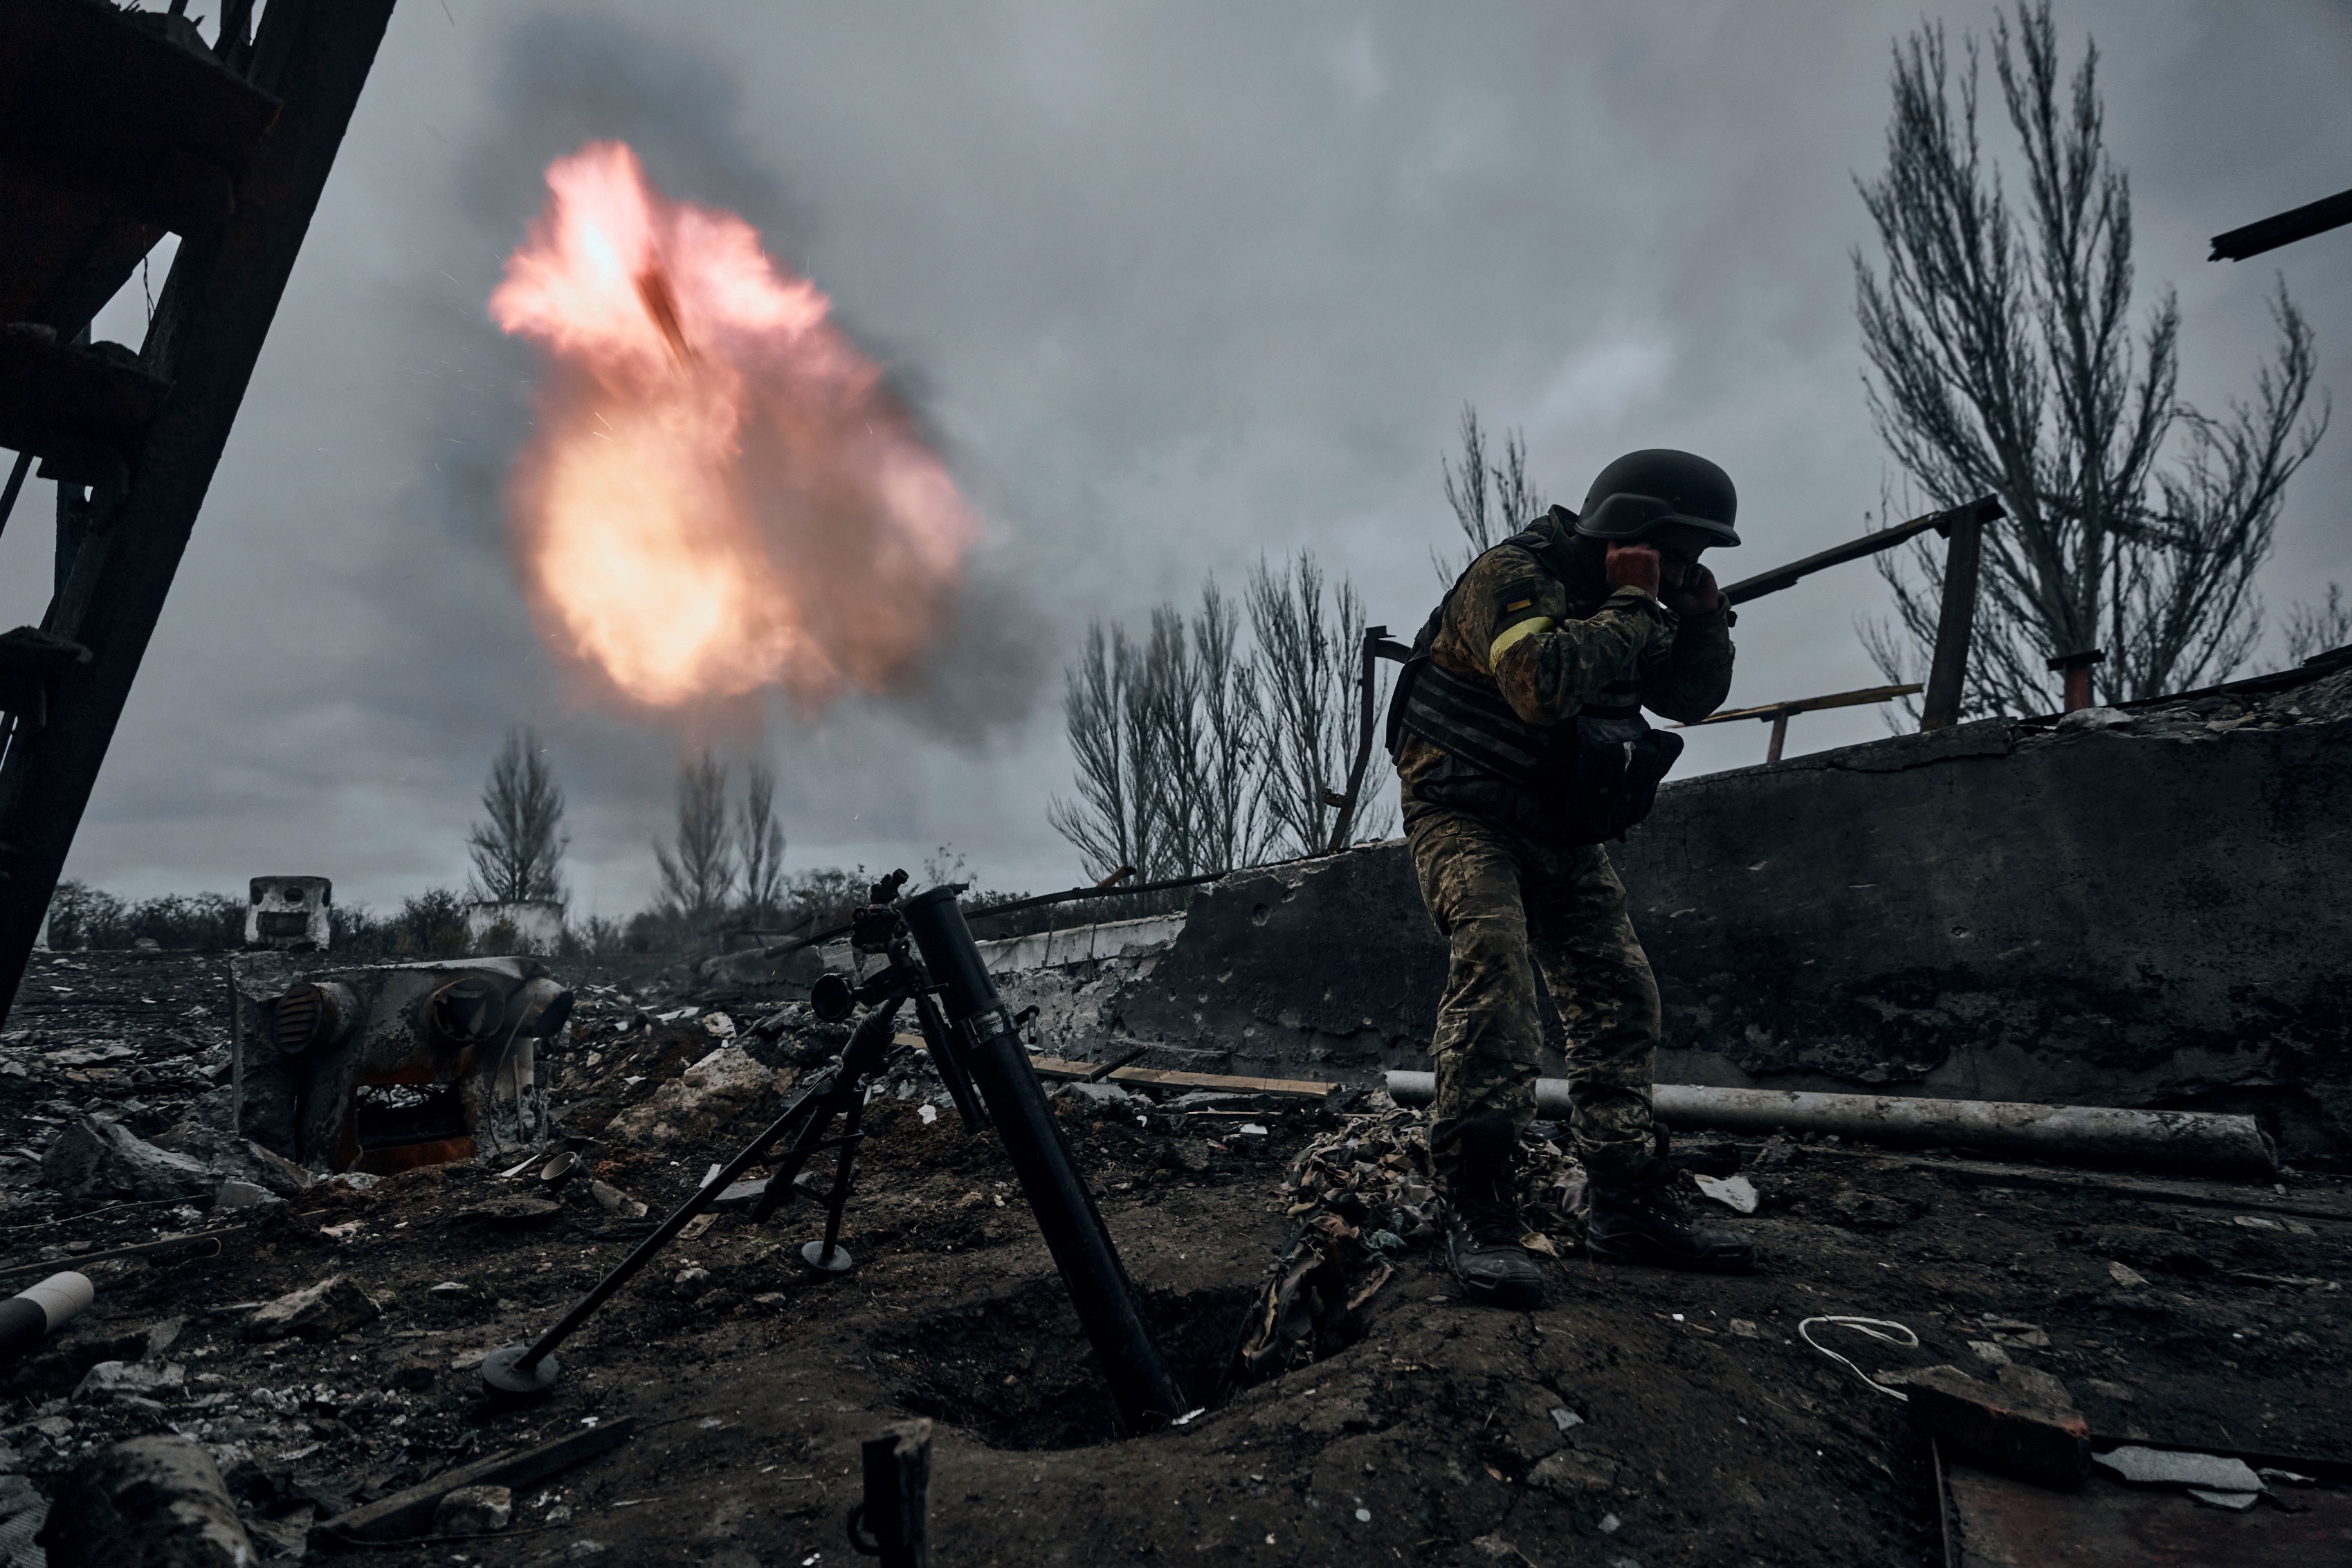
[1678,683,1922,727]
[312,1419,640,1544]
[1029,1056,1337,1099]
[850,1420,933,1568]
[0,0,396,1025]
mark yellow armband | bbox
[1488,616,1556,663]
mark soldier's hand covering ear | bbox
[1666,563,1722,617]
[1604,543,1661,599]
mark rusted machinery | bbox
[233,958,573,1175]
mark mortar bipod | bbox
[479,990,911,1398]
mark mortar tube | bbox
[900,886,1187,1433]
[0,1273,93,1365]
[1383,1074,2277,1179]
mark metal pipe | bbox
[2046,648,2106,714]
[0,1271,91,1365]
[900,886,1185,1433]
[1383,1074,2276,1178]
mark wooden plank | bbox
[1029,1056,1336,1099]
[1682,683,1921,727]
[312,1417,639,1544]
[1850,1151,2352,1226]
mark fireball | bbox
[491,141,978,709]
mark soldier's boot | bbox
[1441,1113,1544,1309]
[1585,1159,1756,1273]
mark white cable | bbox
[1798,1315,1919,1402]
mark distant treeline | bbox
[35,864,1098,956]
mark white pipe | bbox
[1382,1073,2277,1178]
[19,1271,93,1329]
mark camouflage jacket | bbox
[1398,509,1736,840]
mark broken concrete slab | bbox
[1046,662,2352,1163]
[435,1483,513,1533]
[244,1275,379,1342]
[71,1358,185,1402]
[603,1045,775,1149]
[2094,1444,2264,1495]
[589,1179,648,1219]
[37,1434,257,1567]
[1993,1362,2077,1414]
[41,1114,212,1203]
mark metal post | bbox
[848,1419,932,1568]
[2045,648,2105,714]
[1765,709,1790,764]
[1323,624,1385,853]
[1920,505,1985,731]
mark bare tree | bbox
[736,760,787,925]
[1055,559,1388,877]
[1047,623,1147,882]
[1248,552,1392,856]
[1130,603,1200,877]
[2283,585,2351,667]
[1051,581,1273,882]
[1189,579,1265,871]
[1137,581,1271,877]
[1436,405,1542,585]
[655,750,734,929]
[466,727,567,904]
[1855,1,2325,715]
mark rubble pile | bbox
[0,951,2339,1564]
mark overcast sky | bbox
[6,0,2348,915]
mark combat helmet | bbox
[1574,450,1740,549]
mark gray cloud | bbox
[6,0,2344,910]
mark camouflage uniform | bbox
[1399,509,1734,1178]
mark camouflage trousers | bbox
[1406,806,1661,1178]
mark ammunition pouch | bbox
[1387,658,1681,845]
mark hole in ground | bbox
[873,1277,1254,1450]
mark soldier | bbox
[1388,448,1756,1307]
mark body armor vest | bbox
[1385,527,1683,845]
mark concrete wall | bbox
[1073,665,2352,1165]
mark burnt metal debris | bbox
[233,956,572,1174]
